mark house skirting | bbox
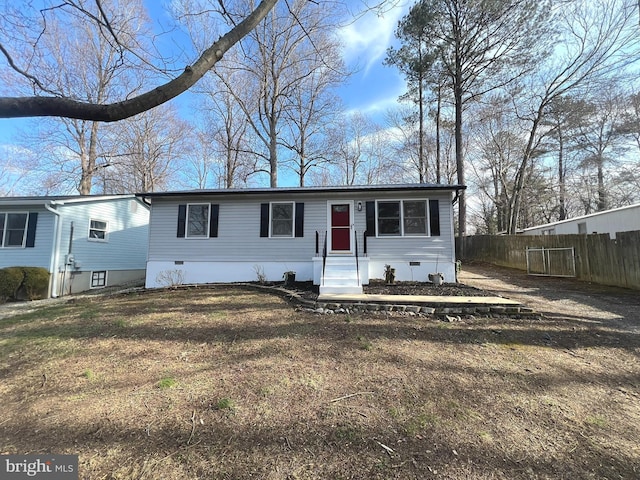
[146,258,457,289]
[55,269,146,296]
[366,259,457,284]
[145,261,315,288]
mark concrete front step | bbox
[321,256,363,295]
[319,284,363,295]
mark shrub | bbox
[20,267,50,300]
[0,267,24,303]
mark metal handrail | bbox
[354,230,360,286]
[322,231,327,286]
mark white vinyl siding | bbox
[57,198,149,271]
[146,190,454,264]
[148,197,319,262]
[0,207,53,269]
[366,192,453,262]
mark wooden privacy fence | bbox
[458,231,640,290]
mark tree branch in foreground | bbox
[0,0,278,122]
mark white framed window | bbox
[270,202,294,238]
[376,200,428,237]
[186,203,210,238]
[0,212,28,247]
[91,270,107,288]
[89,219,108,241]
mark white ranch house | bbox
[0,195,150,297]
[140,184,465,294]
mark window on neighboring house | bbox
[187,204,210,237]
[91,271,107,288]
[271,202,294,237]
[377,200,428,236]
[0,212,29,247]
[578,222,587,234]
[89,219,108,240]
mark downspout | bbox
[44,202,62,298]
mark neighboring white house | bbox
[139,184,465,294]
[0,195,150,297]
[522,203,640,239]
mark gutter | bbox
[44,202,63,298]
[452,189,462,206]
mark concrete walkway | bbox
[317,292,521,307]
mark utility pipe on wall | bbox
[43,202,62,298]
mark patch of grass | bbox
[585,415,607,428]
[405,412,440,435]
[82,369,95,380]
[0,304,71,328]
[79,306,101,320]
[208,310,228,320]
[258,385,274,397]
[157,377,177,389]
[215,397,235,410]
[334,425,359,442]
[113,318,129,328]
[356,335,372,351]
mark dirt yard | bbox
[0,268,639,479]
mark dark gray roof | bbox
[136,183,466,199]
[0,194,146,207]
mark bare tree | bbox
[572,87,627,212]
[98,104,188,193]
[323,112,401,185]
[281,65,345,187]
[202,0,345,187]
[387,0,553,240]
[0,0,156,193]
[541,95,591,220]
[507,0,640,232]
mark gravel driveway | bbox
[459,261,640,334]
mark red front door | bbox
[331,203,351,251]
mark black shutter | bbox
[429,199,440,236]
[365,201,375,237]
[209,204,219,238]
[177,205,186,238]
[260,203,269,237]
[25,212,38,248]
[295,202,304,237]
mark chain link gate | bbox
[526,246,576,277]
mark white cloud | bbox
[338,4,407,74]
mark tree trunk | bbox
[597,156,606,211]
[78,121,100,195]
[418,46,425,183]
[455,77,465,240]
[435,84,442,184]
[558,129,566,220]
